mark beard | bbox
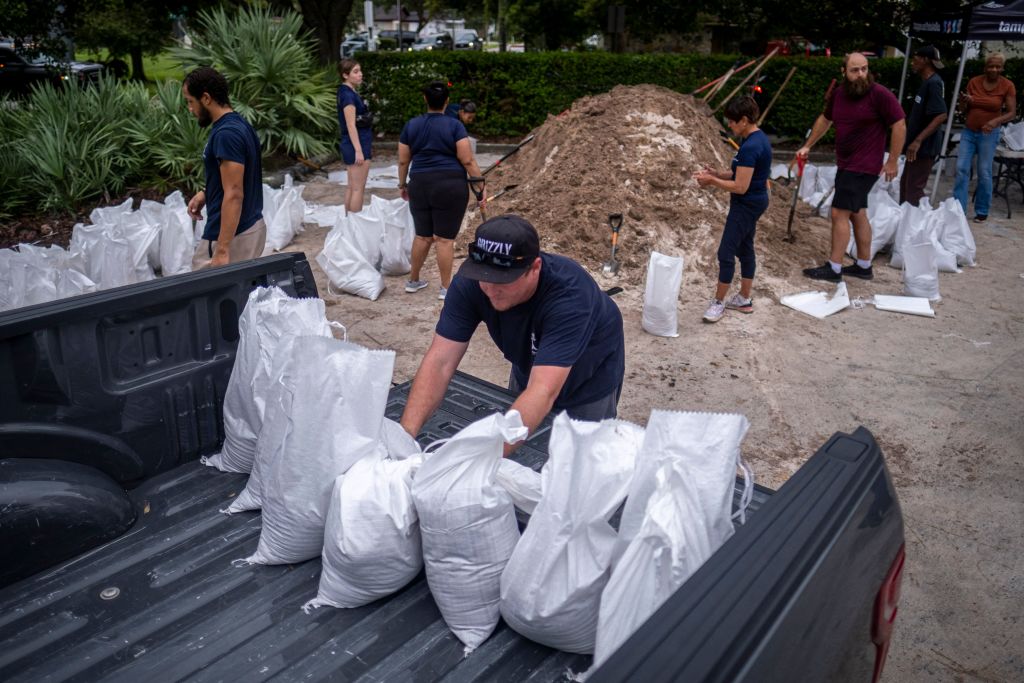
[196,103,213,128]
[842,73,875,99]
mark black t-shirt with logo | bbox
[905,73,947,158]
[436,253,625,409]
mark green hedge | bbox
[355,52,1024,139]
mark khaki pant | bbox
[192,219,267,270]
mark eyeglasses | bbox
[469,244,528,269]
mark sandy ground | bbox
[290,153,1023,682]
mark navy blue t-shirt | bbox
[337,85,370,140]
[202,112,263,241]
[444,103,460,119]
[436,253,625,409]
[730,129,772,201]
[399,113,468,174]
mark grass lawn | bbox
[74,49,184,84]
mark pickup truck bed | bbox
[0,254,904,682]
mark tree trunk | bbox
[130,46,146,82]
[297,0,356,65]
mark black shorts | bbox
[407,170,469,240]
[831,169,878,213]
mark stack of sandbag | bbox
[0,244,98,312]
[411,410,529,653]
[204,286,335,474]
[70,200,158,287]
[247,337,395,565]
[499,414,643,653]
[139,191,196,275]
[262,174,307,255]
[888,196,975,277]
[593,410,753,668]
[303,419,424,610]
[316,197,416,300]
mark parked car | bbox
[378,30,417,50]
[0,252,907,682]
[410,33,453,51]
[0,44,104,95]
[339,33,372,58]
[454,31,483,51]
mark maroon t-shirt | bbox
[825,84,905,175]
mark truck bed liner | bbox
[0,372,769,683]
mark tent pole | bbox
[897,34,912,103]
[930,41,970,203]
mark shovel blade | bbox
[603,260,620,274]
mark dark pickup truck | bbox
[0,253,906,682]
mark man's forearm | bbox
[805,115,833,150]
[400,362,451,437]
[217,194,243,250]
[889,122,907,160]
[504,384,558,456]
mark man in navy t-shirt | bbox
[183,67,264,268]
[399,215,625,453]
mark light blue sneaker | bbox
[405,280,428,293]
[438,287,447,300]
[702,299,725,323]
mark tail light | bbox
[871,543,905,683]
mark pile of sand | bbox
[460,84,830,291]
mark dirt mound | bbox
[461,84,830,292]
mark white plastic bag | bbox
[248,337,396,565]
[1002,121,1024,151]
[303,420,424,610]
[317,223,386,301]
[780,282,849,319]
[935,197,976,267]
[347,211,385,270]
[495,459,543,515]
[372,195,414,276]
[411,410,529,653]
[848,188,900,260]
[157,191,196,275]
[903,237,941,301]
[798,164,819,202]
[889,202,927,270]
[593,410,752,668]
[204,286,334,474]
[641,251,684,338]
[262,176,306,254]
[499,414,643,654]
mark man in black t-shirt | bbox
[399,215,625,453]
[901,46,948,206]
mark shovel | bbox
[785,156,805,243]
[602,213,623,275]
[468,176,487,220]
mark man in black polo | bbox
[399,215,625,451]
[901,45,948,206]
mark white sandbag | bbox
[495,459,542,515]
[412,410,529,653]
[88,198,133,228]
[249,337,395,565]
[262,180,306,254]
[316,224,385,301]
[889,202,928,270]
[204,286,334,474]
[903,237,940,301]
[935,197,976,267]
[641,251,684,338]
[921,210,960,273]
[347,211,385,270]
[847,188,900,260]
[302,420,424,610]
[69,222,136,289]
[116,210,159,282]
[798,164,819,202]
[371,195,415,276]
[1002,122,1024,151]
[499,414,643,654]
[55,267,98,300]
[593,410,752,668]
[305,203,346,228]
[157,191,196,275]
[780,281,849,319]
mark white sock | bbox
[856,259,871,269]
[829,261,842,273]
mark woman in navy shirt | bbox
[694,96,772,323]
[398,81,483,300]
[337,59,372,213]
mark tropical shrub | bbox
[171,5,337,159]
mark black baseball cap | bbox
[458,215,540,284]
[914,46,944,70]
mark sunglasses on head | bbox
[469,244,528,269]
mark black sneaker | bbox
[841,263,874,280]
[803,263,842,282]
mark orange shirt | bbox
[965,75,1016,131]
